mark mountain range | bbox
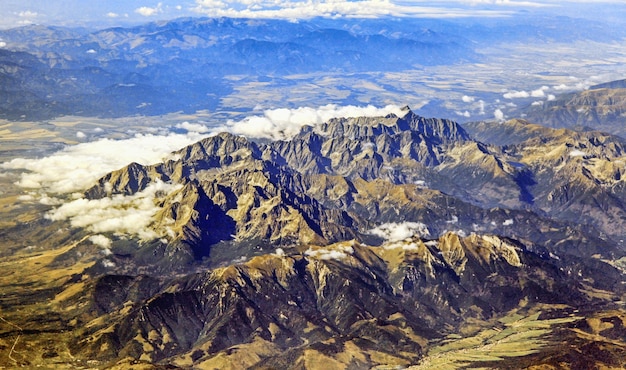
[1,106,625,368]
[2,13,626,369]
[2,16,625,121]
[0,18,478,120]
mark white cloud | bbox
[192,0,516,19]
[106,12,119,18]
[76,131,86,139]
[89,234,112,248]
[175,121,210,133]
[305,244,354,261]
[86,49,97,54]
[39,195,63,206]
[462,95,475,103]
[0,41,6,48]
[368,222,430,242]
[527,86,549,98]
[503,90,530,99]
[1,131,207,194]
[18,10,38,18]
[478,100,486,115]
[547,94,556,101]
[136,3,163,17]
[46,180,182,241]
[17,194,35,202]
[494,108,505,121]
[102,259,116,268]
[456,110,471,118]
[446,215,459,224]
[219,104,407,140]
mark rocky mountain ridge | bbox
[80,109,626,272]
[2,109,626,368]
[58,233,618,369]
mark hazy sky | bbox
[1,0,624,29]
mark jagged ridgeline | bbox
[84,107,626,270]
[5,108,626,369]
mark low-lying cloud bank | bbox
[218,104,407,140]
[1,132,208,194]
[46,180,182,240]
[2,104,406,241]
[191,0,519,20]
[2,104,405,195]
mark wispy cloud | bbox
[192,0,516,19]
[503,90,530,99]
[305,243,355,260]
[136,2,163,17]
[494,108,505,121]
[16,9,38,25]
[1,132,208,194]
[89,234,112,248]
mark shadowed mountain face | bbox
[2,109,626,368]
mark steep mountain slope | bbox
[464,118,626,242]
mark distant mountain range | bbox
[523,79,626,138]
[0,18,478,120]
[1,16,625,121]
